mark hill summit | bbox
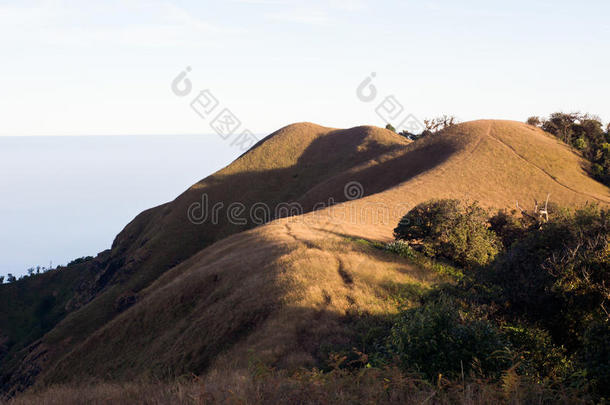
[1,120,608,395]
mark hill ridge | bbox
[1,119,609,395]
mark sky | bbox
[1,0,609,136]
[0,135,239,275]
[0,0,609,275]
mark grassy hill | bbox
[0,123,408,393]
[1,120,608,400]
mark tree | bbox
[422,115,458,133]
[0,276,4,284]
[6,273,16,283]
[526,116,542,127]
[541,112,580,144]
[394,199,500,268]
[385,123,396,133]
[528,112,610,186]
[27,268,34,276]
[394,199,462,242]
[580,321,610,395]
[396,115,459,141]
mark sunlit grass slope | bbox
[22,120,609,388]
[2,119,608,400]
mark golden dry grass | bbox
[6,367,587,405]
[298,120,609,242]
[38,218,438,384]
[4,123,406,393]
[8,120,610,397]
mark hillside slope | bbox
[10,120,608,389]
[1,123,408,394]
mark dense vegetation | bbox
[0,256,102,393]
[326,200,608,401]
[527,113,610,186]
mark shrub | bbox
[574,137,587,150]
[394,200,501,268]
[387,296,508,380]
[67,256,94,266]
[394,199,462,243]
[488,210,527,248]
[501,325,572,381]
[486,206,609,348]
[526,116,542,127]
[383,240,464,279]
[579,321,610,396]
[592,163,605,178]
[383,240,414,258]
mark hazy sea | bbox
[0,135,240,277]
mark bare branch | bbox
[516,194,551,225]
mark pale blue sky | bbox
[1,0,608,136]
[1,0,609,275]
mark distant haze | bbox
[0,135,240,276]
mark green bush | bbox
[383,240,414,258]
[332,201,609,398]
[592,163,605,178]
[502,325,573,381]
[486,206,608,348]
[579,321,610,396]
[394,200,501,268]
[387,296,509,380]
[574,137,587,150]
[488,210,528,248]
[394,199,461,243]
[350,201,608,398]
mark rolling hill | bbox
[1,120,609,396]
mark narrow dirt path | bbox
[485,123,608,203]
[284,222,355,288]
[284,222,317,249]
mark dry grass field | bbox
[2,120,608,403]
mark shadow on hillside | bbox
[0,130,458,396]
[29,304,401,387]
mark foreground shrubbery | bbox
[387,297,509,380]
[373,200,609,399]
[5,200,606,403]
[4,363,589,405]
